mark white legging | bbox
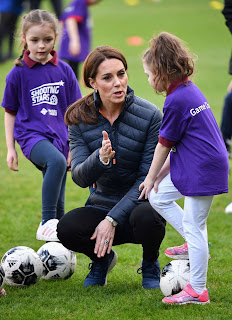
[148,174,213,294]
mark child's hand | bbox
[138,176,154,200]
[7,149,18,171]
[69,40,81,56]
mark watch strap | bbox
[105,215,118,227]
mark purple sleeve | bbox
[159,105,188,142]
[1,69,20,112]
[60,0,85,21]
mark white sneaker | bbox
[225,202,232,214]
[36,219,59,241]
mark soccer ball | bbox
[37,242,77,280]
[160,260,190,296]
[0,264,5,290]
[1,246,43,286]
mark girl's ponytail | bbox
[14,44,27,67]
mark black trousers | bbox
[57,202,166,262]
[0,13,18,60]
[221,91,232,142]
[68,61,79,80]
[30,0,63,18]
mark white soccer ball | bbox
[0,264,5,290]
[1,246,43,286]
[37,242,77,280]
[160,260,190,296]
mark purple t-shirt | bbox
[159,81,229,196]
[59,0,91,62]
[1,53,82,160]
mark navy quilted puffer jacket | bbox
[69,86,162,225]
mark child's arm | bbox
[139,142,171,199]
[66,18,81,57]
[153,153,170,192]
[4,112,18,171]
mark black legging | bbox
[0,13,18,60]
[30,0,63,18]
[68,61,79,80]
[57,202,166,263]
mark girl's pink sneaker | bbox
[165,242,189,259]
[162,284,210,305]
[165,242,211,260]
[0,288,6,296]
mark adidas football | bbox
[37,242,77,280]
[1,246,43,286]
[160,260,190,296]
[0,264,5,290]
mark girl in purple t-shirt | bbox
[1,10,82,242]
[139,32,229,305]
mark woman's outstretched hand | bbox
[99,131,115,163]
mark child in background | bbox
[58,0,101,79]
[1,9,82,242]
[139,32,229,305]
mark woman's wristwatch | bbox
[105,215,118,227]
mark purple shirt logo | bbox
[30,80,65,107]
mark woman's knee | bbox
[58,207,87,230]
[57,209,83,247]
[129,203,165,244]
[57,207,104,249]
[130,203,165,228]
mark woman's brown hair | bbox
[143,32,195,93]
[15,9,58,67]
[64,46,128,126]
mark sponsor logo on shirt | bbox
[40,108,57,116]
[30,81,65,112]
[190,102,210,116]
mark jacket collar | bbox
[94,86,134,111]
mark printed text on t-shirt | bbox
[30,80,65,106]
[190,102,210,116]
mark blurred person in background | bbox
[0,0,23,62]
[29,0,63,18]
[58,0,100,79]
[220,0,232,214]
